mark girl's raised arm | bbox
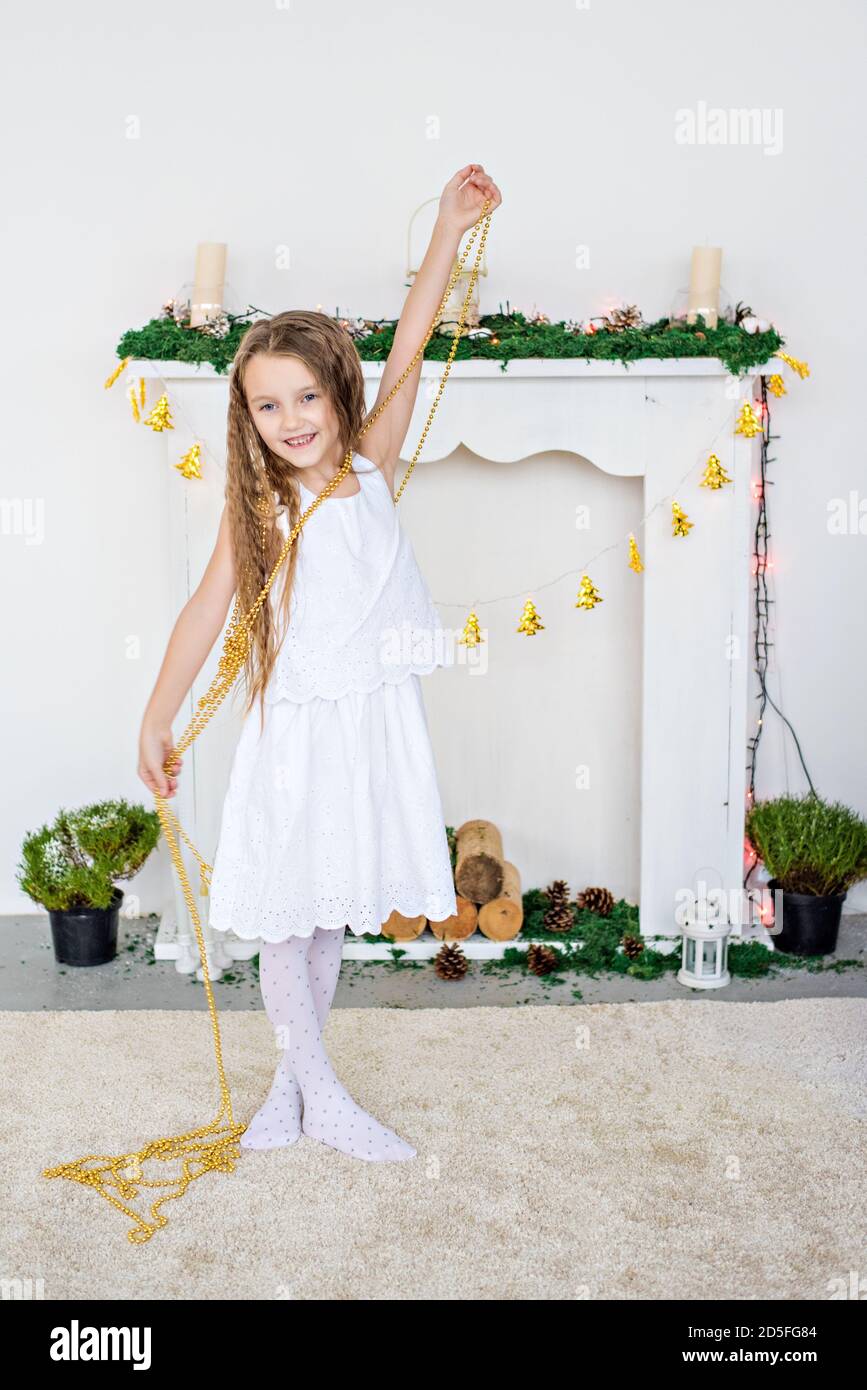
[137,504,237,798]
[362,164,501,493]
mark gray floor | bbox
[3,912,866,1009]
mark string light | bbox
[744,373,816,889]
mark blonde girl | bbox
[138,164,502,1162]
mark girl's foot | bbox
[261,928,416,1162]
[243,928,345,1151]
[240,1054,302,1149]
[301,1083,417,1162]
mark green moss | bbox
[115,309,784,379]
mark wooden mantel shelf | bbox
[133,355,774,379]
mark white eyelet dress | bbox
[205,451,459,941]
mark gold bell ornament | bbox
[733,402,762,439]
[672,501,694,537]
[458,610,485,647]
[575,574,603,610]
[627,535,644,573]
[699,453,732,490]
[517,600,545,634]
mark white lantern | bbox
[677,869,732,989]
[406,197,488,337]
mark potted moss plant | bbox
[17,798,161,966]
[745,792,867,956]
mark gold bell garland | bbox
[104,317,812,648]
[47,198,494,1244]
[517,599,545,634]
[734,402,762,439]
[105,357,213,486]
[671,500,693,537]
[574,574,603,610]
[458,610,484,647]
[176,443,204,480]
[699,452,732,490]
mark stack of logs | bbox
[382,819,522,943]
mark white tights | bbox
[240,926,416,1162]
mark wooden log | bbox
[381,909,426,941]
[428,896,478,941]
[454,818,504,904]
[478,860,523,940]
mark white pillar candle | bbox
[190,242,227,327]
[686,246,722,329]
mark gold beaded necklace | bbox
[42,199,493,1244]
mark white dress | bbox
[206,451,458,941]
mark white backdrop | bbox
[3,0,865,915]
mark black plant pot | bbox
[767,878,845,956]
[48,886,122,966]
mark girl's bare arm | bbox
[361,164,502,493]
[137,504,237,798]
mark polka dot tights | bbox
[241,926,416,1162]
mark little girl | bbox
[138,164,502,1165]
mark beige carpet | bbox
[2,998,865,1300]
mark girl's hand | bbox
[438,164,502,235]
[138,723,182,799]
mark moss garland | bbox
[116,309,783,378]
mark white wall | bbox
[3,0,866,915]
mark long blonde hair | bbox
[225,310,368,729]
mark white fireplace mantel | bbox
[131,356,772,971]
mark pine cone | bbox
[199,311,230,338]
[622,934,644,959]
[434,942,468,980]
[577,886,615,917]
[542,878,574,933]
[603,304,643,332]
[526,943,559,976]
